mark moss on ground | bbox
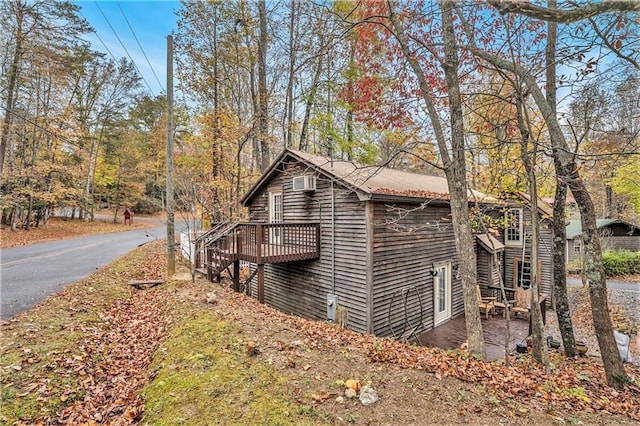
[142,311,309,425]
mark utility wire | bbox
[94,1,156,95]
[80,10,118,63]
[116,2,164,93]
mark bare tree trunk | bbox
[82,133,99,221]
[345,39,356,160]
[441,1,485,359]
[299,56,323,151]
[571,172,627,387]
[41,206,49,225]
[257,0,269,172]
[11,204,19,231]
[249,58,260,170]
[25,195,33,231]
[545,0,576,358]
[552,159,576,356]
[516,94,549,370]
[112,159,122,224]
[211,2,221,222]
[284,0,298,149]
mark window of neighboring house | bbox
[513,258,542,290]
[505,208,523,246]
[574,239,582,254]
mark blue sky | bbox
[74,1,181,96]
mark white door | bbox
[433,263,452,326]
[268,191,282,245]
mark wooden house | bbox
[566,218,640,265]
[198,149,554,339]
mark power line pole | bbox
[166,35,175,277]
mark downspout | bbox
[331,179,336,294]
[520,230,527,286]
[329,139,336,294]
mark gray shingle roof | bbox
[242,149,497,205]
[290,149,494,201]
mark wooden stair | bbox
[202,222,240,281]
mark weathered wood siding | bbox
[477,248,491,291]
[501,207,554,304]
[370,202,461,337]
[247,163,369,333]
[603,236,640,252]
[476,248,503,293]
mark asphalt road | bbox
[0,222,167,320]
[566,276,639,291]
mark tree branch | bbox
[487,0,640,23]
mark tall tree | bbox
[546,0,576,358]
[257,0,269,172]
[128,94,167,203]
[0,0,91,183]
[515,87,550,369]
[72,56,140,220]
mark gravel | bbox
[544,285,640,366]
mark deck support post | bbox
[233,260,240,292]
[256,223,264,303]
[206,248,212,282]
[257,263,265,303]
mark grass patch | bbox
[1,240,312,425]
[142,311,307,425]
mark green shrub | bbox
[601,250,640,277]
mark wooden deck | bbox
[235,223,320,263]
[197,222,320,302]
[417,314,531,362]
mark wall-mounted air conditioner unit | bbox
[292,175,316,192]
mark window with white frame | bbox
[505,208,523,246]
[574,239,582,254]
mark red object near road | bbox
[124,208,133,225]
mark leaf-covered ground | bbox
[1,241,639,425]
[0,214,157,249]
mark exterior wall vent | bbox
[292,175,316,192]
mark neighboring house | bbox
[566,219,640,265]
[198,149,553,339]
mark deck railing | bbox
[236,222,320,263]
[204,222,320,270]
